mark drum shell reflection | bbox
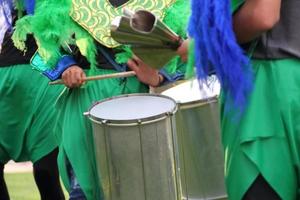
[87,94,181,200]
[162,78,227,200]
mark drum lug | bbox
[83,112,90,116]
[166,111,174,116]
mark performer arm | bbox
[127,55,185,87]
[233,0,281,44]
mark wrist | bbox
[153,73,164,87]
[43,55,77,81]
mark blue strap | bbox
[42,55,77,81]
[159,68,184,85]
[97,46,127,72]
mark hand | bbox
[61,65,86,88]
[176,39,189,62]
[127,56,163,87]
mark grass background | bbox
[5,173,69,200]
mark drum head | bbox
[162,76,220,104]
[88,94,177,123]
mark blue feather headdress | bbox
[188,0,253,113]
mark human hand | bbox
[61,65,86,88]
[176,39,189,62]
[127,56,163,87]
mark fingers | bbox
[61,65,85,88]
[127,59,139,72]
[81,70,86,85]
[176,39,189,62]
[132,55,142,64]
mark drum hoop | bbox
[89,113,175,126]
[86,93,178,125]
[178,95,219,110]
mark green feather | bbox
[185,40,195,78]
[13,0,97,69]
[115,46,133,64]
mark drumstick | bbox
[49,71,136,85]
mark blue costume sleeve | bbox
[159,69,184,85]
[42,55,77,81]
[158,56,186,85]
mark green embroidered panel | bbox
[70,0,175,48]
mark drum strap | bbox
[97,45,127,72]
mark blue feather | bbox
[188,0,253,113]
[24,0,35,14]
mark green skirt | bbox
[55,69,148,200]
[0,65,63,163]
[221,59,300,200]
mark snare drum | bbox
[162,77,227,200]
[86,94,181,200]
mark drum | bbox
[162,77,227,200]
[86,94,181,200]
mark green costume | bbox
[221,59,300,200]
[220,1,300,199]
[0,3,63,164]
[0,64,62,163]
[12,0,189,199]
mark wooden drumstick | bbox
[49,71,136,85]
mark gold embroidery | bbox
[70,0,175,48]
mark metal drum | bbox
[86,94,181,200]
[162,77,227,200]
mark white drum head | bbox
[162,76,220,104]
[89,94,177,122]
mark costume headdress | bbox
[13,0,187,71]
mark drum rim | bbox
[178,95,219,109]
[161,77,220,105]
[86,93,178,125]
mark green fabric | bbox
[162,56,186,76]
[55,69,148,200]
[221,59,300,200]
[0,65,63,163]
[231,0,245,13]
[186,39,195,78]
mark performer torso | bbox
[250,0,300,59]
